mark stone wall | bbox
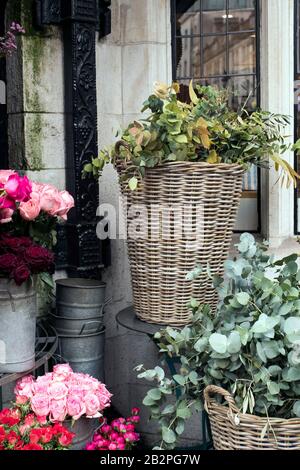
[6,0,65,188]
[96,0,177,446]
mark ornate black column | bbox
[35,0,111,277]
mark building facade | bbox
[1,0,300,444]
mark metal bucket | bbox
[0,278,36,373]
[65,417,96,450]
[56,278,107,319]
[57,326,105,382]
[50,313,103,335]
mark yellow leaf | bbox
[270,154,300,188]
[189,80,199,105]
[201,134,211,150]
[207,150,220,164]
[172,82,180,94]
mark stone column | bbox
[260,0,296,249]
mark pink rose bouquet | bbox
[0,170,74,286]
[14,364,112,422]
[85,409,141,451]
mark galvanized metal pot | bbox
[57,327,105,382]
[50,312,103,335]
[65,417,96,450]
[0,278,36,373]
[56,278,106,319]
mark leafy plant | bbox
[84,82,300,189]
[135,234,300,449]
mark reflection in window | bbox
[172,0,260,231]
[174,0,258,112]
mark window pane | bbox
[227,75,257,111]
[177,11,200,36]
[228,0,256,32]
[176,37,201,78]
[228,33,256,74]
[202,0,226,34]
[203,36,226,76]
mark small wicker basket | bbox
[204,385,300,450]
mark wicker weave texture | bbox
[120,162,244,326]
[204,385,300,450]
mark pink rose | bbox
[14,375,34,398]
[33,374,53,394]
[48,382,68,400]
[0,170,16,185]
[54,191,74,220]
[66,395,86,420]
[96,384,112,410]
[50,398,67,422]
[5,174,32,202]
[36,183,61,215]
[19,193,40,221]
[31,394,50,417]
[0,207,14,224]
[84,393,100,417]
[52,363,73,382]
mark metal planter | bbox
[0,278,36,373]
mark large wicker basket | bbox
[120,162,244,325]
[204,385,300,450]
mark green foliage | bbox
[84,82,300,189]
[135,234,300,449]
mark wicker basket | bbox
[120,162,244,326]
[204,385,300,450]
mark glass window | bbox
[172,0,260,232]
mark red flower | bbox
[0,426,6,444]
[40,427,53,444]
[12,262,31,285]
[21,443,43,450]
[29,428,42,444]
[0,408,20,426]
[6,430,18,446]
[24,245,54,274]
[58,430,75,447]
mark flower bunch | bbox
[0,170,74,224]
[14,364,112,422]
[86,408,140,451]
[0,404,74,450]
[0,234,54,285]
[0,22,25,58]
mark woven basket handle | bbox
[204,385,239,413]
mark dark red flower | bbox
[12,262,31,285]
[0,235,33,254]
[24,245,54,274]
[0,253,18,274]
